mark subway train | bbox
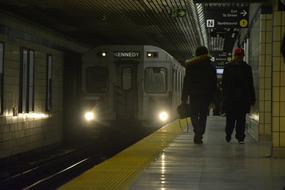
[80,45,185,126]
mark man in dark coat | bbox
[222,48,256,144]
[181,46,217,144]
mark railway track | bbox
[0,146,104,190]
[0,122,158,189]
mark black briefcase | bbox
[177,103,191,119]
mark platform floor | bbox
[130,117,285,190]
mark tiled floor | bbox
[130,116,285,190]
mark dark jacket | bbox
[181,55,217,104]
[222,60,255,113]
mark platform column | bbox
[259,10,273,140]
[271,0,285,157]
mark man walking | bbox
[222,48,256,144]
[181,46,217,144]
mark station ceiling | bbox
[0,0,269,63]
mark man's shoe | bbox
[238,140,245,144]
[225,135,231,143]
[194,139,203,144]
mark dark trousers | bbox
[190,98,210,140]
[225,112,246,141]
[191,113,207,140]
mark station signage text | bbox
[206,6,249,28]
[113,51,140,58]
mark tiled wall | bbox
[272,1,285,150]
[0,13,86,159]
[259,13,273,138]
[0,35,64,159]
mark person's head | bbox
[234,48,245,60]
[195,46,208,56]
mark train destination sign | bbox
[113,51,140,58]
[206,7,249,28]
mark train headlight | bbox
[84,111,95,121]
[158,111,169,122]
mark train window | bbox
[0,42,3,114]
[86,66,108,93]
[46,54,52,111]
[122,67,132,90]
[144,67,167,93]
[19,48,35,113]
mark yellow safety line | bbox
[59,118,190,190]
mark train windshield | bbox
[85,66,108,93]
[144,67,167,93]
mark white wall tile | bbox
[273,102,280,116]
[281,74,285,86]
[280,86,285,102]
[281,63,285,72]
[261,31,266,42]
[280,102,285,116]
[260,14,266,21]
[265,77,271,88]
[273,26,281,41]
[273,11,281,26]
[266,20,273,32]
[273,42,281,57]
[261,56,266,67]
[265,65,272,77]
[265,124,271,135]
[280,133,285,146]
[266,14,272,20]
[280,117,285,132]
[273,57,281,71]
[260,77,265,87]
[266,44,272,55]
[273,132,280,147]
[259,66,265,75]
[273,87,280,101]
[273,72,280,86]
[265,89,271,100]
[260,89,265,101]
[265,101,272,112]
[265,112,272,124]
[272,117,280,131]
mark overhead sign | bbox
[206,7,249,28]
[206,19,215,27]
[171,9,187,17]
[212,51,232,64]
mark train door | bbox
[114,61,138,120]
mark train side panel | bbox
[142,45,185,122]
